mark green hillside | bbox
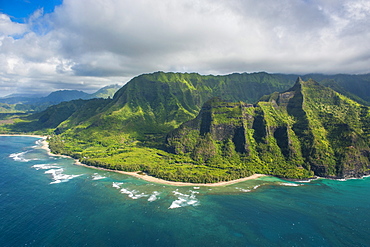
[0,84,120,114]
[167,78,370,179]
[2,99,110,134]
[47,72,297,151]
[86,84,121,99]
[3,72,370,182]
[303,73,370,104]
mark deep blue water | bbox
[1,136,370,246]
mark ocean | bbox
[1,136,370,246]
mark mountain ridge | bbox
[166,78,370,179]
[0,84,121,113]
[2,72,370,182]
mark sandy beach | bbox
[74,160,266,187]
[1,134,266,187]
[75,158,266,186]
[0,134,47,139]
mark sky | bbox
[1,0,370,97]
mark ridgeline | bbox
[2,72,370,182]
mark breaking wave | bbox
[92,173,106,180]
[148,191,160,202]
[235,187,251,193]
[168,190,199,209]
[44,168,82,184]
[9,151,31,162]
[33,139,45,148]
[9,149,42,162]
[253,185,260,190]
[120,188,149,199]
[32,164,60,170]
[112,182,123,189]
[279,182,303,187]
[112,183,160,202]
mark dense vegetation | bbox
[302,74,370,104]
[167,78,370,179]
[2,72,370,182]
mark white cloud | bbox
[1,0,370,97]
[0,14,27,38]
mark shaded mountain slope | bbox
[3,72,370,182]
[167,78,370,179]
[0,85,120,113]
[6,98,111,133]
[303,73,370,104]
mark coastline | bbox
[76,158,266,187]
[0,134,47,139]
[1,134,266,187]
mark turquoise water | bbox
[1,136,370,246]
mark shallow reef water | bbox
[1,136,370,246]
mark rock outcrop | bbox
[166,78,370,179]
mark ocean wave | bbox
[328,176,370,181]
[120,188,149,199]
[112,183,159,201]
[148,191,160,202]
[32,164,60,170]
[92,173,106,180]
[295,178,319,183]
[112,182,123,189]
[168,190,199,209]
[278,182,303,187]
[32,139,45,148]
[235,187,251,192]
[9,150,42,162]
[9,151,31,162]
[253,185,260,190]
[44,168,82,184]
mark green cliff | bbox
[3,72,370,182]
[167,78,370,179]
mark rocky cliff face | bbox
[7,72,370,182]
[166,78,370,179]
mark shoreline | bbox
[76,158,267,187]
[0,134,47,139]
[1,134,267,187]
[4,134,366,185]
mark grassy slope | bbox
[47,72,299,182]
[298,79,370,177]
[166,78,370,180]
[3,72,370,182]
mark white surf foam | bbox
[9,150,42,162]
[168,190,200,209]
[253,185,260,190]
[33,139,45,148]
[279,182,303,187]
[92,173,106,180]
[236,187,251,192]
[44,168,82,184]
[148,191,160,202]
[112,182,123,189]
[32,164,60,170]
[295,178,319,183]
[9,151,30,162]
[120,188,149,199]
